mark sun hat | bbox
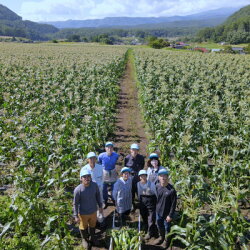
[130,143,139,150]
[121,167,131,173]
[149,153,159,159]
[87,152,97,159]
[158,169,169,176]
[105,141,114,147]
[80,168,91,177]
[138,169,147,176]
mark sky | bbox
[0,0,249,21]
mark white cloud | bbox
[19,0,249,21]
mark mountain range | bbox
[42,7,240,29]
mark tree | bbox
[67,34,81,42]
[148,37,169,49]
[223,46,235,54]
[245,43,250,54]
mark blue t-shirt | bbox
[98,152,119,170]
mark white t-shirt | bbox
[80,163,103,189]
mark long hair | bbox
[147,158,161,168]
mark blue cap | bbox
[80,168,91,177]
[105,141,114,147]
[130,143,139,150]
[121,167,131,173]
[158,169,169,176]
[149,153,159,159]
[138,170,147,176]
[87,152,97,159]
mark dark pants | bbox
[103,182,114,203]
[118,209,131,227]
[156,213,171,236]
[139,195,157,236]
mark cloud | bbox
[19,0,249,21]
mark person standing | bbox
[124,143,145,209]
[80,152,104,222]
[154,169,177,248]
[146,153,164,184]
[74,169,103,248]
[137,169,157,240]
[112,167,132,227]
[98,142,120,208]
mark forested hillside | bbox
[0,4,58,40]
[196,5,250,43]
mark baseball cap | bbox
[130,143,139,150]
[87,152,97,159]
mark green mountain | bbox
[197,5,250,44]
[0,4,21,21]
[0,4,58,40]
[224,5,250,24]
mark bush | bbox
[148,37,169,49]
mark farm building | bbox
[211,49,221,53]
[232,47,245,54]
[194,47,209,53]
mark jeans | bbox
[103,182,114,203]
[156,213,171,235]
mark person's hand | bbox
[75,217,80,224]
[166,216,172,222]
[99,208,104,214]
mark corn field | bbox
[0,43,249,249]
[134,48,250,249]
[0,43,127,249]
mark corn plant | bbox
[133,48,250,249]
[0,43,127,248]
[111,227,141,250]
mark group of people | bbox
[73,141,177,249]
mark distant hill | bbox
[224,5,250,24]
[43,7,239,29]
[0,4,58,40]
[196,5,250,44]
[0,4,21,21]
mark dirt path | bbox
[112,50,148,156]
[96,51,170,250]
[77,50,181,250]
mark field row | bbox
[134,48,250,249]
[0,43,128,248]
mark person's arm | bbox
[112,181,119,202]
[98,155,102,165]
[73,188,80,222]
[124,155,128,166]
[168,189,177,220]
[137,182,141,199]
[95,184,103,213]
[140,155,145,170]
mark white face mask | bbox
[151,159,158,168]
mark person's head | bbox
[147,153,161,169]
[138,169,147,183]
[105,142,114,156]
[121,167,131,181]
[87,152,97,167]
[130,143,139,157]
[80,169,92,186]
[158,169,169,186]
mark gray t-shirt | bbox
[73,181,102,216]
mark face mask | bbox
[151,159,158,168]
